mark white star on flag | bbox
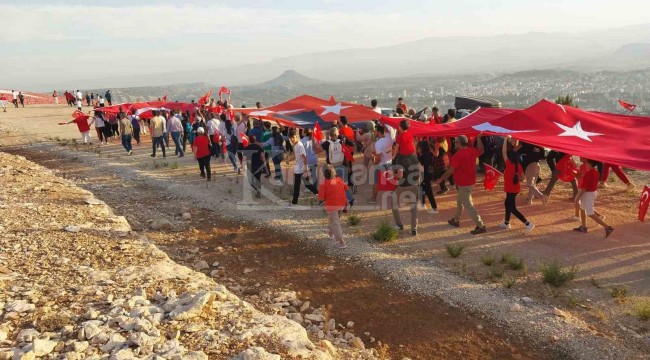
[554,121,603,142]
[320,103,351,116]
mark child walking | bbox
[318,165,349,249]
[500,137,535,232]
[574,159,614,238]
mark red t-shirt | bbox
[340,126,355,143]
[451,147,481,187]
[580,168,599,192]
[576,163,588,188]
[395,131,415,155]
[318,178,349,211]
[503,159,523,194]
[193,135,211,158]
[74,117,90,132]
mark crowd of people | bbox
[0,90,26,111]
[65,96,635,248]
[57,89,113,109]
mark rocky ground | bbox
[0,152,376,360]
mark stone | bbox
[84,198,103,205]
[318,340,337,356]
[16,329,40,343]
[346,321,354,328]
[0,350,13,360]
[110,348,134,360]
[130,333,156,354]
[211,261,220,267]
[82,322,102,340]
[510,303,523,312]
[351,337,365,350]
[287,313,303,323]
[184,351,208,360]
[6,301,35,313]
[233,347,281,360]
[476,325,483,330]
[64,352,82,360]
[73,341,89,353]
[194,260,209,270]
[12,350,34,360]
[32,339,57,357]
[521,297,534,305]
[304,314,324,323]
[63,225,80,233]
[150,219,172,230]
[0,330,6,342]
[183,323,203,333]
[101,333,126,353]
[169,292,214,320]
[181,213,192,220]
[299,301,310,312]
[552,307,569,319]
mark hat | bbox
[197,127,205,134]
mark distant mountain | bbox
[562,42,650,71]
[255,70,323,89]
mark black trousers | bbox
[505,192,527,224]
[544,151,578,196]
[292,173,318,204]
[133,129,141,144]
[197,155,211,179]
[421,172,437,209]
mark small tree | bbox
[555,94,575,107]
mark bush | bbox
[502,254,525,270]
[503,276,516,288]
[481,255,495,266]
[608,286,628,302]
[634,300,650,321]
[487,267,504,280]
[445,243,465,258]
[373,222,399,242]
[347,214,361,226]
[540,260,577,287]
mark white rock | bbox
[184,351,208,360]
[15,329,40,343]
[318,340,337,357]
[0,330,6,342]
[32,339,57,357]
[233,347,281,360]
[521,297,534,305]
[0,350,13,360]
[6,301,35,313]
[346,321,354,328]
[299,301,310,312]
[194,261,209,270]
[63,225,80,233]
[12,350,34,360]
[82,322,102,340]
[510,303,523,312]
[73,341,89,353]
[181,213,192,220]
[211,261,220,267]
[304,314,324,323]
[150,219,172,230]
[110,348,134,360]
[169,292,213,320]
[351,337,365,350]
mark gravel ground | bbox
[0,151,376,360]
[9,141,648,360]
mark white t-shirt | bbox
[235,122,247,141]
[207,119,219,136]
[374,135,393,166]
[293,141,307,174]
[94,115,105,127]
[384,124,397,142]
[12,91,18,100]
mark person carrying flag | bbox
[65,112,93,145]
[500,136,534,232]
[573,159,614,238]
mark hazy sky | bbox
[2,0,649,90]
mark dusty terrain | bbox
[1,104,649,359]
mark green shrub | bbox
[608,286,628,302]
[502,254,525,271]
[373,222,399,242]
[347,214,361,226]
[487,267,504,280]
[540,260,577,287]
[503,276,516,288]
[481,255,495,266]
[634,300,650,321]
[445,243,465,258]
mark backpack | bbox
[328,140,345,166]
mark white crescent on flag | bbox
[486,169,496,178]
[642,191,649,204]
[471,122,538,134]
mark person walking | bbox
[391,135,421,236]
[0,93,7,112]
[368,125,393,204]
[150,110,166,158]
[169,111,184,157]
[500,137,534,232]
[11,90,19,108]
[261,121,273,177]
[18,92,25,108]
[93,111,107,144]
[318,165,349,249]
[105,90,112,106]
[65,112,93,145]
[85,92,91,107]
[434,135,487,235]
[599,163,636,191]
[52,90,59,105]
[543,150,578,199]
[244,135,265,198]
[129,110,141,145]
[301,128,321,190]
[516,141,548,205]
[118,113,133,155]
[417,140,438,214]
[574,159,614,238]
[192,127,211,181]
[181,112,192,152]
[262,126,286,181]
[286,129,318,206]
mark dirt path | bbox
[13,147,544,360]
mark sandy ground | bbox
[2,104,649,358]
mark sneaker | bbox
[255,191,261,198]
[605,226,614,238]
[428,209,439,214]
[573,226,588,233]
[418,203,426,210]
[200,173,205,178]
[150,154,155,158]
[411,230,417,236]
[447,218,460,228]
[470,226,487,235]
[327,232,334,239]
[237,168,241,175]
[335,242,347,249]
[524,223,535,233]
[498,222,511,229]
[367,198,377,204]
[598,181,608,189]
[437,189,449,195]
[394,225,404,231]
[128,150,132,155]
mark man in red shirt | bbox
[434,134,486,235]
[66,113,93,144]
[574,159,613,237]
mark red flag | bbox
[377,170,398,192]
[556,154,579,182]
[329,96,336,102]
[639,185,650,222]
[618,99,637,112]
[72,110,86,119]
[218,86,231,97]
[240,133,249,147]
[313,123,323,142]
[162,94,167,101]
[198,90,212,106]
[483,164,502,191]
